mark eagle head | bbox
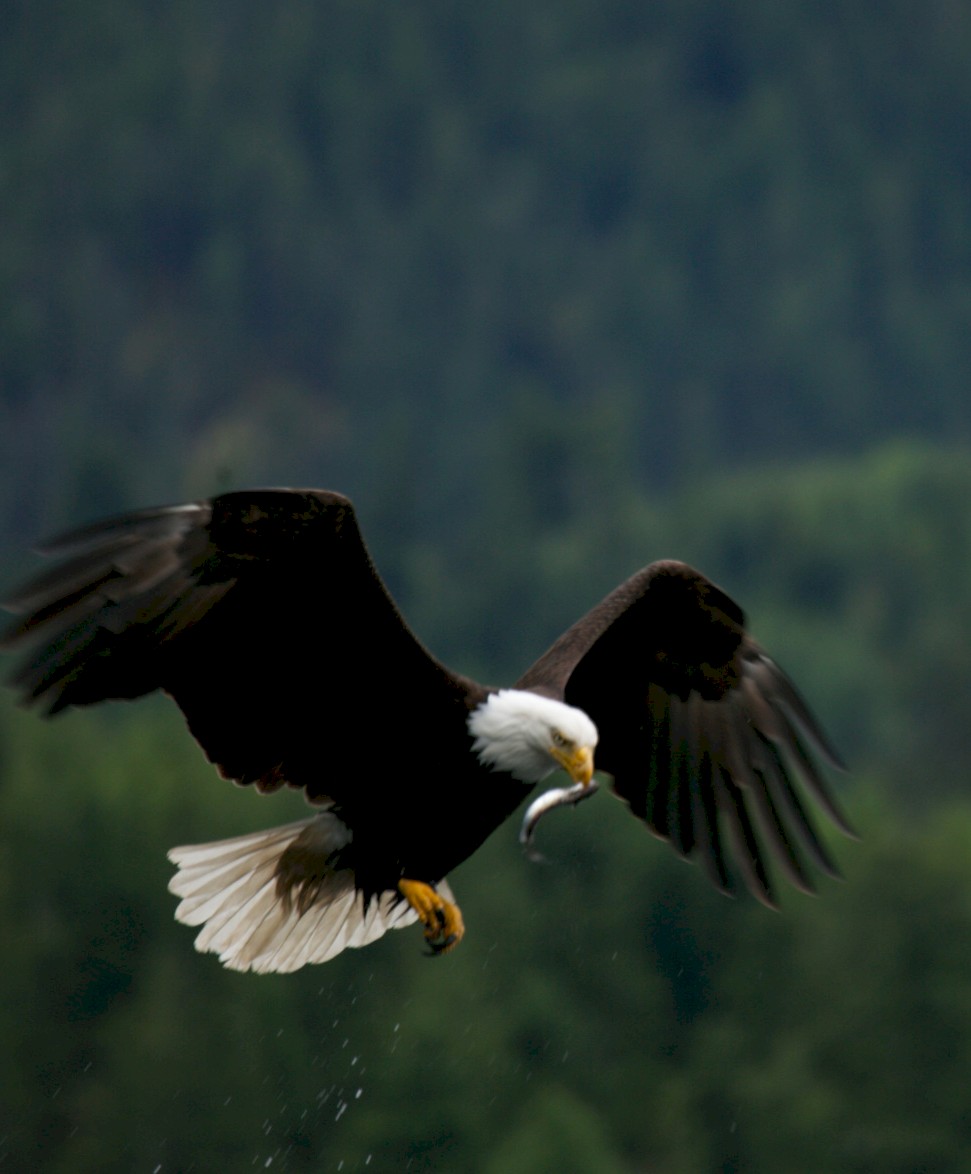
[468,690,598,785]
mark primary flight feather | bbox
[1,488,852,972]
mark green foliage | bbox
[3,0,971,557]
[678,793,971,1173]
[482,1086,630,1174]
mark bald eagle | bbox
[2,489,851,973]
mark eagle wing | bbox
[2,490,484,801]
[517,561,852,905]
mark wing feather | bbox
[519,560,850,903]
[2,490,485,802]
[714,767,774,907]
[666,696,695,856]
[643,683,672,835]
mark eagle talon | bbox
[398,878,465,956]
[425,932,458,957]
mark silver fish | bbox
[519,779,600,860]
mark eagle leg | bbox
[397,879,465,955]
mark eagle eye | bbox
[551,730,569,749]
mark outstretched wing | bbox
[2,489,484,801]
[517,561,852,905]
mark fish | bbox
[519,779,600,860]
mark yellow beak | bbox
[551,743,595,787]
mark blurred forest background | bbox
[2,1,971,1170]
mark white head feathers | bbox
[468,689,599,784]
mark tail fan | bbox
[167,815,444,973]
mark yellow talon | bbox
[398,879,466,955]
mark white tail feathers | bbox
[167,815,449,973]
